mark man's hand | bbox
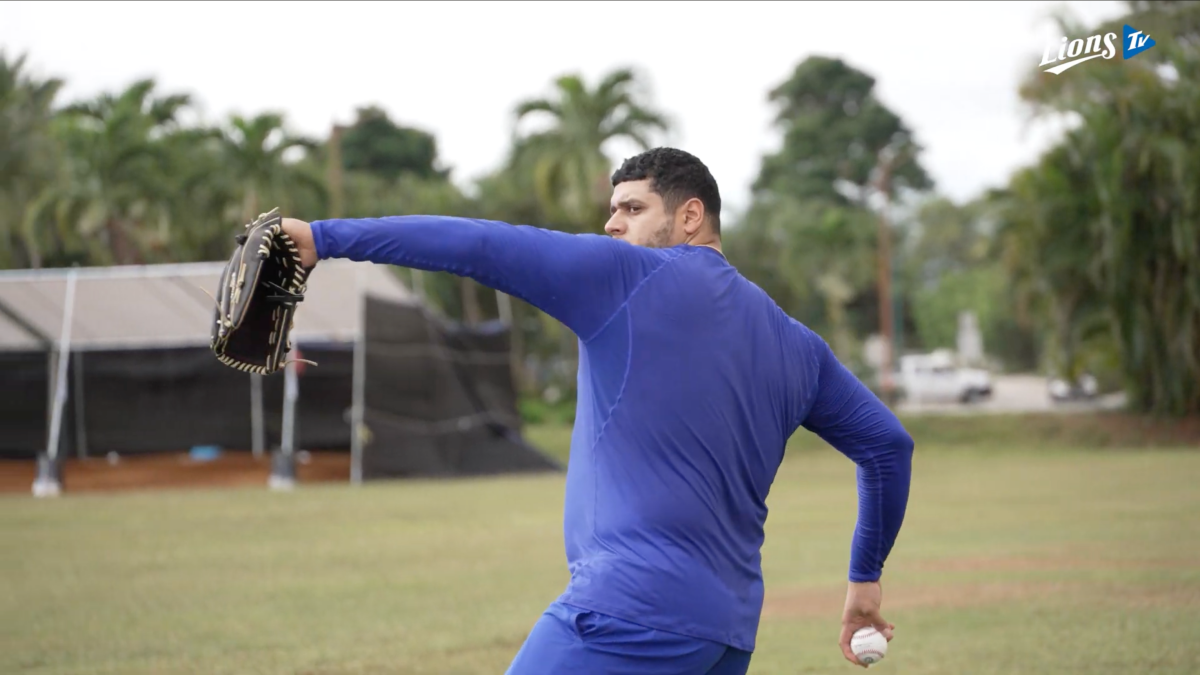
[281,217,318,269]
[839,581,894,668]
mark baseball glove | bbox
[210,207,315,375]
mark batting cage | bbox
[0,260,561,496]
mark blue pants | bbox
[505,601,753,675]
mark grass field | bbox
[3,416,1199,674]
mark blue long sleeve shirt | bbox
[309,215,915,652]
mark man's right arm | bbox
[309,215,664,341]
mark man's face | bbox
[604,179,678,248]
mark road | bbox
[895,374,1127,416]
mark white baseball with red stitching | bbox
[851,626,888,665]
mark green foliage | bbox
[517,395,576,426]
[0,50,64,269]
[729,195,878,357]
[751,55,933,203]
[911,267,999,351]
[217,112,325,223]
[894,196,1039,371]
[510,67,670,232]
[35,78,191,266]
[3,24,1197,417]
[340,105,447,182]
[997,0,1200,414]
[0,63,335,270]
[730,55,934,365]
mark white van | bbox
[898,349,993,404]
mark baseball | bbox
[850,626,888,665]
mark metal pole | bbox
[495,290,513,325]
[73,350,88,460]
[327,123,345,220]
[269,361,300,491]
[250,374,264,459]
[496,289,524,393]
[411,269,426,302]
[45,352,54,444]
[0,295,53,349]
[894,260,904,363]
[281,363,298,457]
[349,265,367,485]
[46,268,78,462]
[876,149,895,404]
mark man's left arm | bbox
[798,329,914,582]
[309,215,660,341]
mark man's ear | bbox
[681,198,706,236]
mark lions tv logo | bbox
[1040,24,1156,74]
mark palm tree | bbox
[0,51,64,268]
[217,112,325,224]
[33,78,190,266]
[512,67,670,232]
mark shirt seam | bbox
[579,247,691,345]
[793,326,823,432]
[558,594,754,652]
[855,453,884,581]
[583,248,696,557]
[583,247,694,449]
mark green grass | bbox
[2,420,1199,674]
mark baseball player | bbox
[280,147,914,674]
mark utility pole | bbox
[327,123,345,219]
[875,146,897,405]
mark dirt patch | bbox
[762,551,1200,620]
[760,585,847,618]
[1095,582,1200,610]
[0,450,350,494]
[889,411,1200,450]
[909,554,1198,573]
[761,580,1084,619]
[1042,412,1200,447]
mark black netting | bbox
[0,345,353,459]
[0,351,52,458]
[358,297,560,479]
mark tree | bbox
[160,127,243,262]
[0,51,64,268]
[512,67,670,232]
[489,67,671,398]
[899,196,1032,368]
[34,78,192,266]
[217,112,326,224]
[340,105,447,183]
[999,0,1200,414]
[731,56,933,371]
[751,56,932,205]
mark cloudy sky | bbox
[1,0,1127,217]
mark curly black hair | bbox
[611,147,722,235]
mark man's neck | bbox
[690,237,724,257]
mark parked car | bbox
[897,350,993,404]
[1048,372,1098,402]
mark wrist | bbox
[310,219,330,260]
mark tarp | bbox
[0,260,562,479]
[0,259,417,352]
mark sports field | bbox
[3,415,1199,675]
